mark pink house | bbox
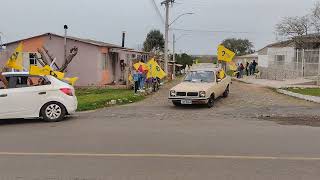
[0,33,149,87]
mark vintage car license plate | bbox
[181,99,192,104]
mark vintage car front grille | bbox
[187,92,199,97]
[176,92,187,96]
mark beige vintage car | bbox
[169,65,231,108]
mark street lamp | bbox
[164,11,194,77]
[169,13,194,27]
[168,13,193,78]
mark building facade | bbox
[0,33,148,86]
[258,35,320,80]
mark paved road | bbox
[0,81,320,180]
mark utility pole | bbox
[161,0,174,75]
[64,25,68,66]
[172,33,176,79]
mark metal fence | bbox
[261,49,320,81]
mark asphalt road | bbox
[0,80,320,180]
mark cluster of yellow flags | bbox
[131,58,167,81]
[5,42,78,86]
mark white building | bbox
[258,35,320,80]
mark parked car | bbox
[0,72,77,122]
[168,66,231,108]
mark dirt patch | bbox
[259,115,320,127]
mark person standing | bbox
[249,62,253,75]
[133,70,139,94]
[252,60,258,74]
[239,63,244,78]
[245,61,250,76]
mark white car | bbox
[0,72,77,122]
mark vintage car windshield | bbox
[184,71,215,83]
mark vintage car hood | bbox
[171,82,213,92]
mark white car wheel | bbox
[41,102,66,122]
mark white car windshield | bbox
[184,71,215,83]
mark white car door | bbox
[0,75,51,119]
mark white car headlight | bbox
[199,91,206,97]
[170,90,176,97]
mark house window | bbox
[29,53,37,66]
[275,55,285,65]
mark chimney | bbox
[122,31,126,48]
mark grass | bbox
[76,88,145,111]
[285,87,320,97]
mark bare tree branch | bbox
[59,46,78,72]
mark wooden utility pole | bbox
[161,0,175,74]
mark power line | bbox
[172,28,255,34]
[150,0,165,24]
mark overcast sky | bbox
[0,0,318,55]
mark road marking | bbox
[0,152,319,161]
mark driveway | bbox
[0,81,320,179]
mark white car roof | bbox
[2,72,30,75]
[190,63,221,72]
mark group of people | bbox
[132,70,160,94]
[236,60,258,79]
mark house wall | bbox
[259,46,300,80]
[43,35,102,86]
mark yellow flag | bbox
[128,74,133,83]
[147,58,167,79]
[63,77,78,86]
[29,65,65,79]
[6,42,24,70]
[30,65,78,86]
[217,45,235,62]
[227,61,237,71]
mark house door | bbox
[109,52,119,83]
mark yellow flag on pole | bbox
[6,42,24,70]
[217,45,236,62]
[63,77,78,86]
[147,58,167,79]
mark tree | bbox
[143,30,165,52]
[275,16,311,38]
[221,38,254,56]
[175,53,193,68]
[311,1,320,33]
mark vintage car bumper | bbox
[168,97,209,104]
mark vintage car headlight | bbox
[170,90,176,97]
[199,91,206,97]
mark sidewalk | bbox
[233,76,318,89]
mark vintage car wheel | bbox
[207,95,214,108]
[223,86,230,98]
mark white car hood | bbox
[171,82,213,92]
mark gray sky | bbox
[0,0,317,55]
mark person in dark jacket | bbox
[245,61,250,76]
[252,60,258,74]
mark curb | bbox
[277,89,320,104]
